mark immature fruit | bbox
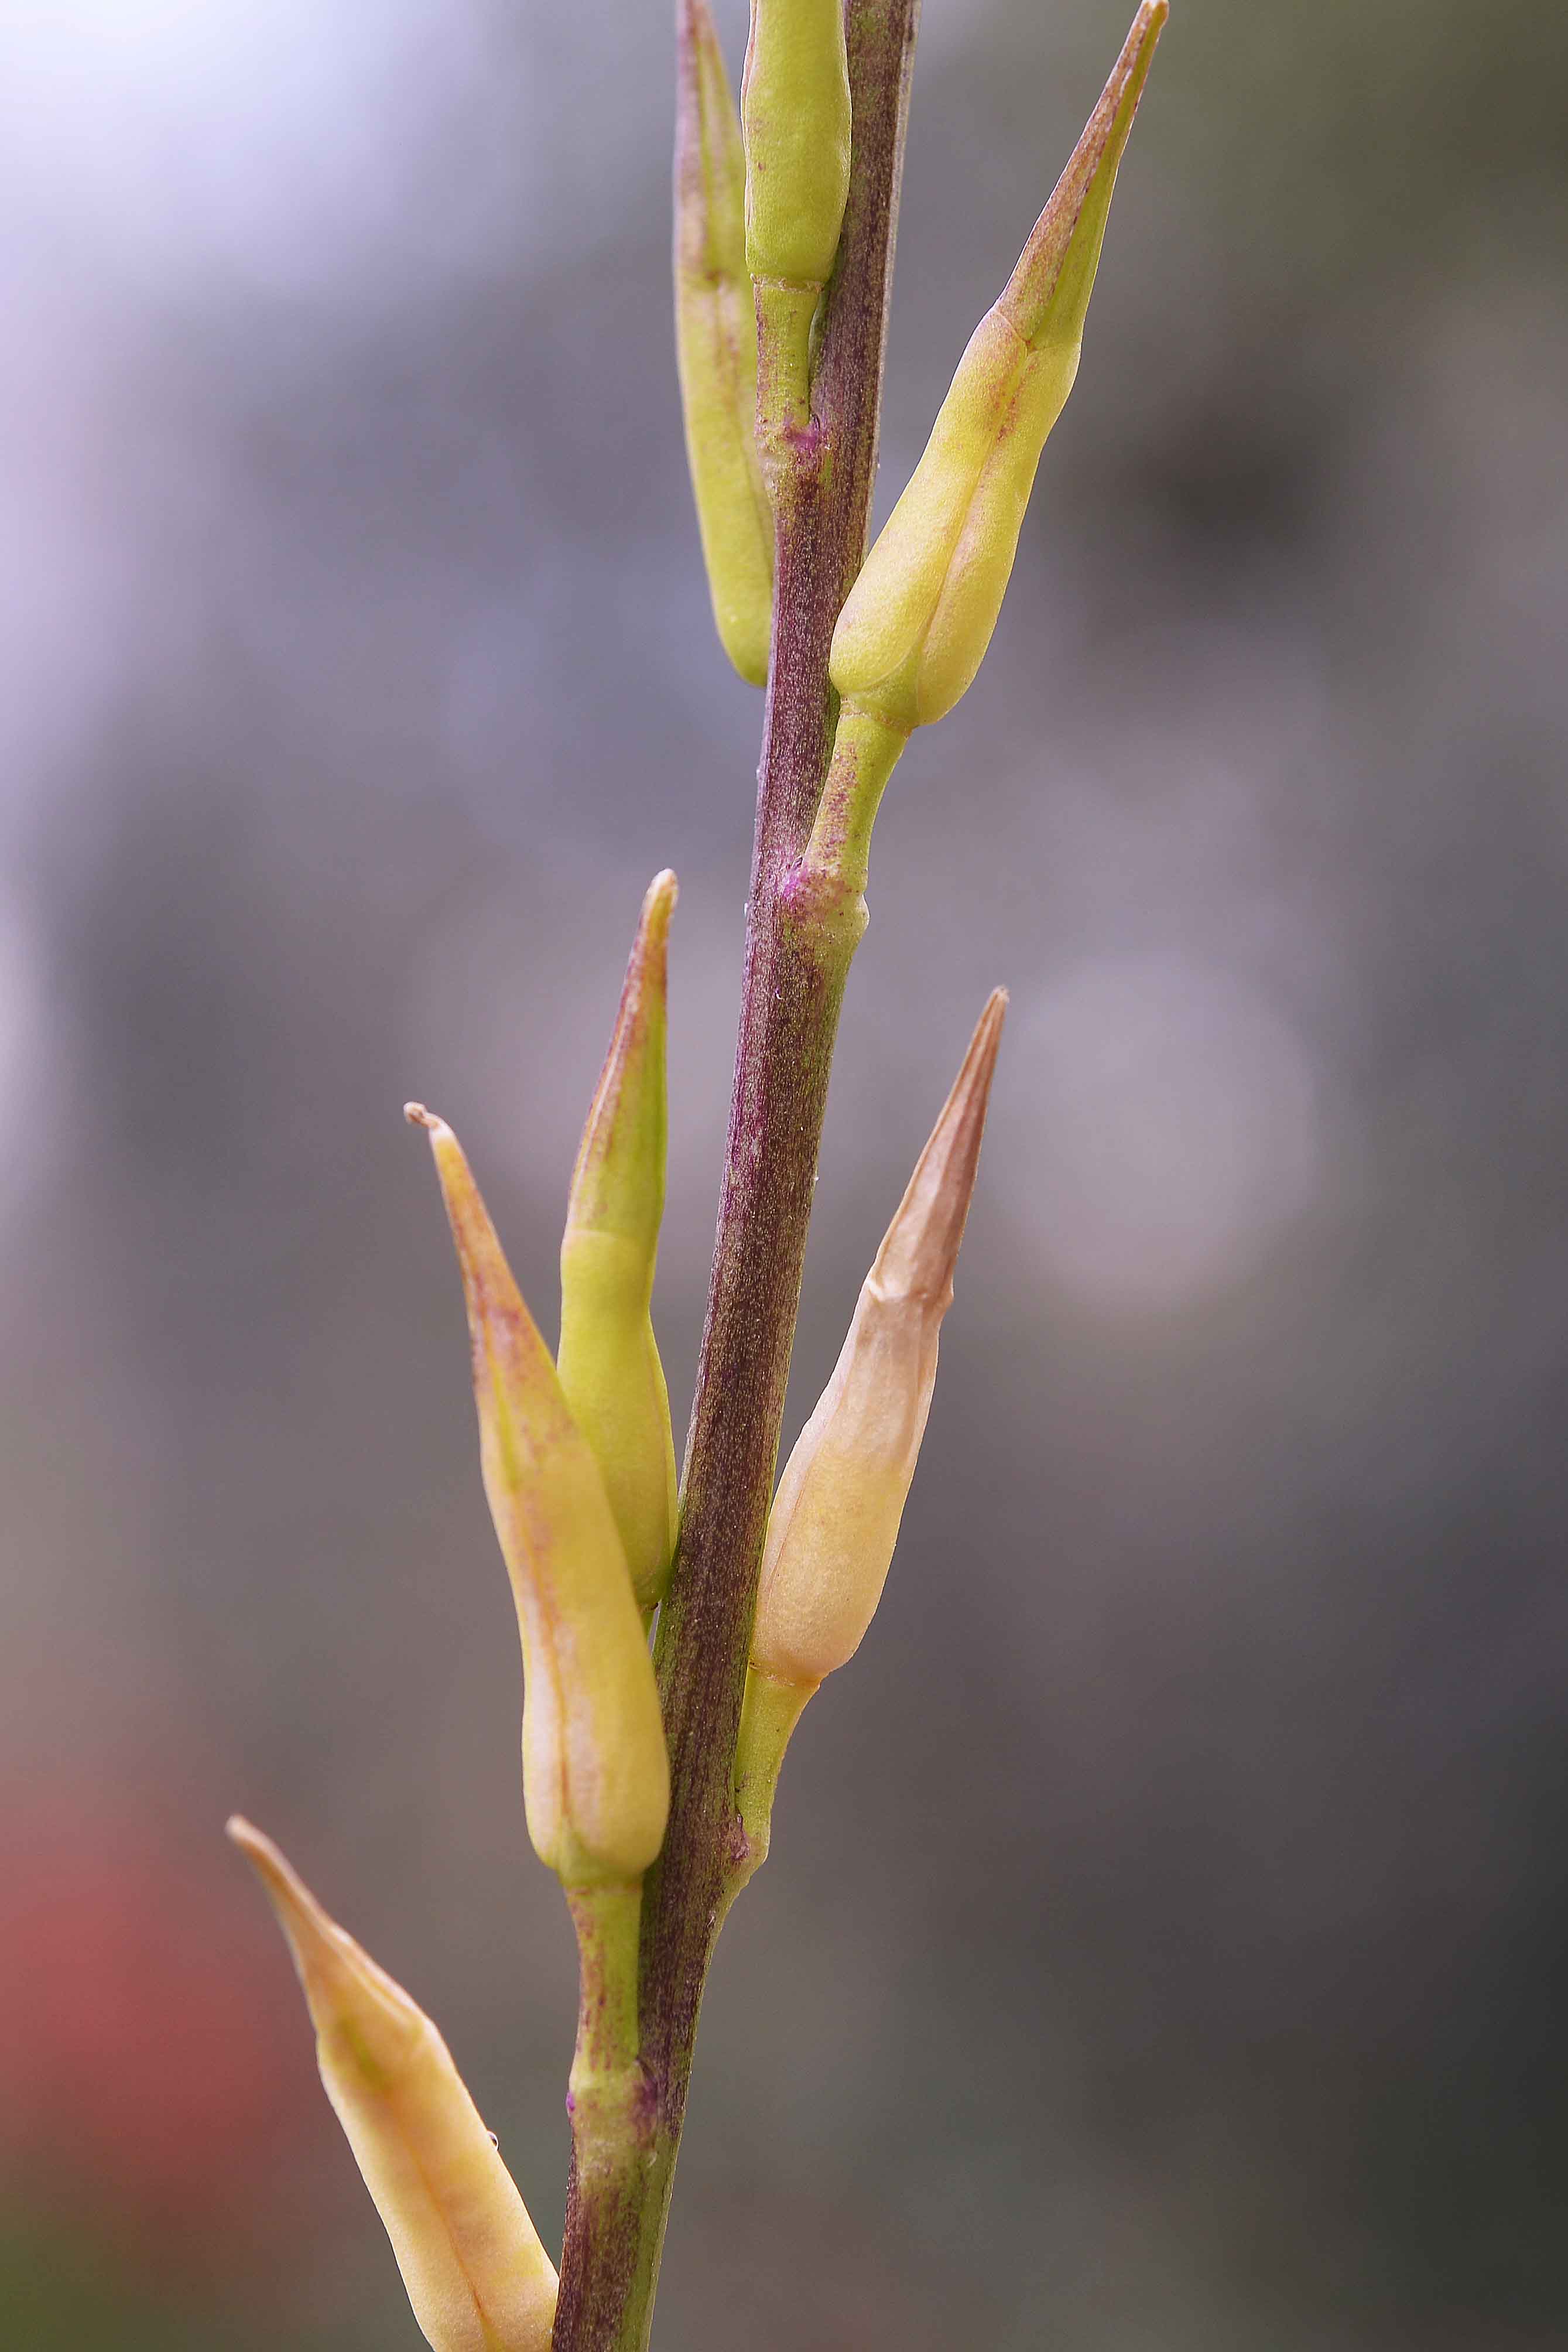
[557,871,680,1620]
[229,1818,558,2352]
[831,1,1168,730]
[410,1109,670,1887]
[750,990,1006,1688]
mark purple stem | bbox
[550,4,920,2346]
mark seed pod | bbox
[830,1,1166,730]
[749,990,1006,1690]
[227,1818,557,2352]
[557,873,679,1621]
[676,0,773,685]
[408,1108,669,1887]
[742,0,853,452]
[741,0,852,292]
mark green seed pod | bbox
[830,0,1166,730]
[408,1107,670,1888]
[557,872,679,1622]
[741,0,852,291]
[742,0,853,455]
[228,1818,558,2352]
[676,0,773,685]
[748,990,1006,1693]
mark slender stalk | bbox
[550,4,920,2344]
[557,1879,653,2338]
[795,699,909,913]
[727,1667,814,1906]
[566,1881,648,2173]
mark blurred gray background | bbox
[2,0,1567,2344]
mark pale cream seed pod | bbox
[750,989,1007,1689]
[228,1818,558,2352]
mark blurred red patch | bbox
[0,1779,313,2268]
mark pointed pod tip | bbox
[564,875,677,1248]
[1124,1,1168,103]
[227,1815,336,1970]
[872,995,1007,1303]
[639,869,679,946]
[407,1105,468,1194]
[999,0,1168,350]
[1108,0,1169,115]
[953,987,1008,1112]
[228,1816,419,2045]
[679,0,727,91]
[1118,0,1169,73]
[226,1811,275,1868]
[227,1814,309,1912]
[969,989,1009,1079]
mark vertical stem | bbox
[551,4,920,2346]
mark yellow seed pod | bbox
[676,0,773,685]
[830,0,1166,731]
[826,307,1037,728]
[557,872,680,1621]
[909,348,1076,725]
[742,0,854,459]
[408,1107,669,1887]
[741,0,852,292]
[228,1818,558,2352]
[749,990,1006,1690]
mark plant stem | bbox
[550,5,920,2345]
